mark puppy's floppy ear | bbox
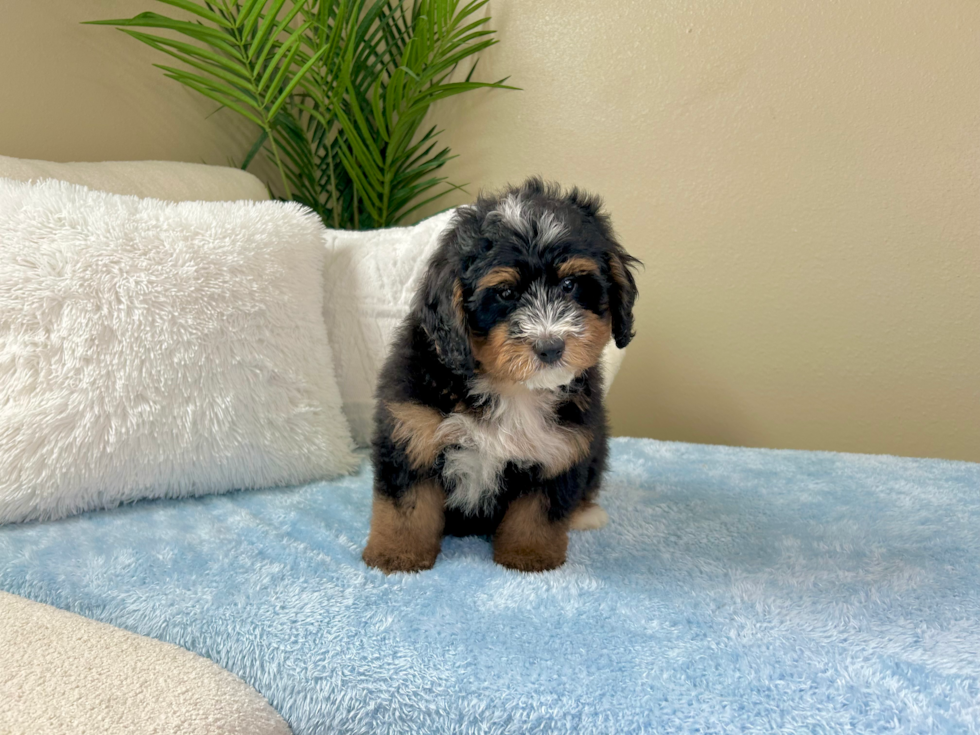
[566,187,641,349]
[415,222,475,375]
[606,245,640,348]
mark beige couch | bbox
[0,154,289,735]
[0,153,629,733]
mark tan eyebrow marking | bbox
[558,257,600,278]
[476,266,520,291]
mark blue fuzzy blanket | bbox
[2,438,979,734]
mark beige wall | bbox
[421,0,980,462]
[2,1,978,461]
[0,2,266,176]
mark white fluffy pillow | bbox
[322,211,456,445]
[322,210,627,446]
[0,178,357,524]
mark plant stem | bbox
[353,185,359,230]
[326,135,340,229]
[266,125,294,200]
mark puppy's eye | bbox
[560,277,576,293]
[498,288,517,301]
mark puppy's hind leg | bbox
[363,480,445,574]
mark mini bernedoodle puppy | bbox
[363,178,639,574]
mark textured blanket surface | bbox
[1,438,978,734]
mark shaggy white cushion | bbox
[0,178,357,525]
[322,210,627,446]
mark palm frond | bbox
[88,0,515,229]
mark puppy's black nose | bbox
[534,337,565,365]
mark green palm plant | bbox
[88,0,514,228]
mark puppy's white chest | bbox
[439,388,569,515]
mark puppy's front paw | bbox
[493,493,569,573]
[363,482,445,574]
[363,542,439,574]
[493,547,566,573]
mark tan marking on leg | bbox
[563,313,612,373]
[363,481,445,574]
[387,401,447,470]
[569,500,609,531]
[557,256,600,279]
[493,493,569,572]
[540,427,593,479]
[476,267,520,292]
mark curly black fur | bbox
[369,177,640,559]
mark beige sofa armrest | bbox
[0,592,291,735]
[0,155,269,202]
[0,158,284,733]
